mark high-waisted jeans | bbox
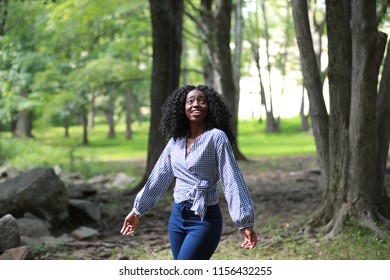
[168,201,223,260]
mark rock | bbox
[88,174,110,185]
[66,183,97,199]
[0,165,20,183]
[69,199,101,222]
[0,214,21,254]
[111,173,134,187]
[53,165,62,176]
[71,226,99,240]
[0,246,34,260]
[16,216,51,237]
[21,235,58,247]
[0,167,69,224]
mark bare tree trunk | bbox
[125,91,133,140]
[64,116,70,138]
[81,106,88,146]
[321,0,352,234]
[246,0,279,133]
[292,0,330,192]
[133,0,184,193]
[188,0,246,159]
[0,0,7,37]
[376,40,390,218]
[13,109,33,138]
[233,0,243,92]
[347,0,387,235]
[105,95,116,139]
[88,91,96,130]
[214,0,246,160]
[292,0,390,237]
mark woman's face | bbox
[185,89,209,124]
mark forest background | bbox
[1,0,390,259]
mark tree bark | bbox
[81,106,88,146]
[105,95,116,139]
[133,0,184,193]
[0,0,7,37]
[125,91,133,140]
[325,0,352,226]
[292,0,390,237]
[214,0,246,160]
[13,109,33,138]
[291,0,329,190]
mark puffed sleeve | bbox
[216,132,255,230]
[132,138,175,217]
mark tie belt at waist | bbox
[181,179,216,220]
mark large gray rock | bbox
[0,214,21,254]
[69,199,101,222]
[16,216,51,237]
[0,168,69,224]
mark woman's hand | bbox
[120,210,140,235]
[240,227,257,249]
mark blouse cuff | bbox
[132,207,143,218]
[237,222,254,231]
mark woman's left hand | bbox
[240,227,257,249]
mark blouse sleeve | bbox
[216,133,255,230]
[132,138,175,217]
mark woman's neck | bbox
[188,124,207,139]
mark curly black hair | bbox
[159,84,235,145]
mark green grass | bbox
[0,117,315,177]
[238,119,316,158]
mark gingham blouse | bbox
[132,128,254,230]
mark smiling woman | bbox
[120,85,258,260]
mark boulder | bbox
[0,214,21,254]
[0,246,34,260]
[69,199,101,222]
[71,226,99,240]
[0,167,69,224]
[16,215,51,237]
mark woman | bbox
[120,85,257,260]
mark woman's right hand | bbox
[120,210,140,235]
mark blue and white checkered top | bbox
[132,128,255,230]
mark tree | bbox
[133,0,184,193]
[291,0,390,237]
[186,0,246,159]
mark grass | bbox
[0,117,315,177]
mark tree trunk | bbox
[292,0,329,193]
[125,91,133,140]
[233,0,243,92]
[292,0,390,237]
[88,91,96,130]
[81,106,88,146]
[133,0,184,193]
[105,95,116,139]
[214,0,246,160]
[0,0,7,37]
[376,38,390,219]
[13,109,33,138]
[64,116,70,138]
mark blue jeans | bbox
[168,201,223,260]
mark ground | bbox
[33,156,328,260]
